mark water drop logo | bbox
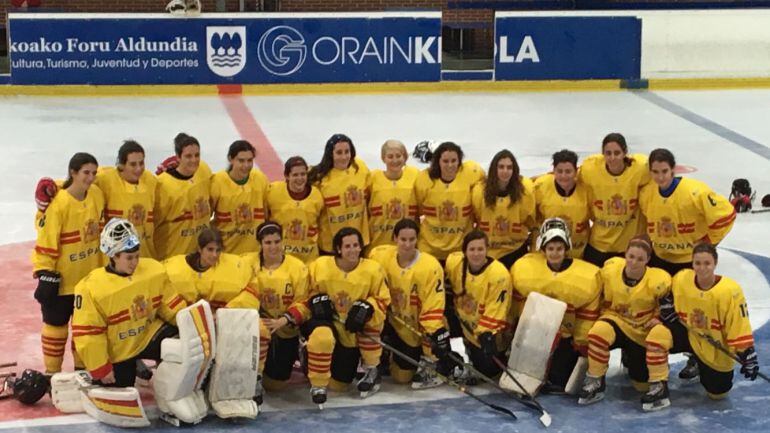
[206,26,246,77]
[257,26,306,76]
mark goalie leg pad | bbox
[51,371,91,413]
[208,308,260,419]
[81,386,150,428]
[499,292,567,396]
[153,300,215,425]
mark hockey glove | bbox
[34,177,58,213]
[412,141,434,164]
[34,270,61,304]
[429,328,451,360]
[308,294,335,322]
[155,155,179,175]
[738,347,759,381]
[658,293,678,325]
[478,332,497,360]
[345,300,374,333]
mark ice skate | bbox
[678,356,699,383]
[357,365,381,398]
[577,375,605,405]
[310,386,327,410]
[641,381,671,412]
[411,359,442,390]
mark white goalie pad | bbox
[51,371,90,413]
[153,300,216,425]
[565,356,588,395]
[81,386,150,428]
[208,308,260,419]
[500,292,567,396]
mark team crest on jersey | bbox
[287,219,305,241]
[493,216,510,235]
[657,217,676,238]
[128,204,146,226]
[614,303,631,318]
[344,186,363,207]
[391,288,407,311]
[234,203,252,225]
[260,288,281,311]
[387,198,404,220]
[690,308,708,329]
[131,295,149,320]
[335,292,352,314]
[83,219,100,243]
[193,197,211,220]
[609,194,628,215]
[440,200,458,221]
[458,294,477,316]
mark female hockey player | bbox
[368,219,448,388]
[579,133,650,267]
[577,235,672,405]
[154,132,212,259]
[533,149,591,258]
[471,149,536,269]
[241,222,312,393]
[72,218,184,386]
[210,140,269,254]
[367,140,419,251]
[95,140,158,259]
[303,227,390,406]
[642,243,759,411]
[265,156,324,263]
[444,230,512,378]
[639,148,736,276]
[32,152,105,374]
[511,218,601,393]
[308,134,370,255]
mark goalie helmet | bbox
[412,140,435,164]
[536,217,571,251]
[100,218,140,258]
[11,369,49,405]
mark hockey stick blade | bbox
[492,356,552,427]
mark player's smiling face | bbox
[120,152,145,184]
[337,234,361,267]
[439,150,460,182]
[553,161,576,191]
[603,141,626,175]
[624,245,649,275]
[287,164,308,192]
[544,240,566,267]
[260,233,283,261]
[650,160,674,189]
[333,141,352,170]
[71,163,98,190]
[496,157,514,187]
[230,149,254,181]
[395,228,417,257]
[199,241,222,268]
[465,238,487,270]
[693,251,717,282]
[178,144,201,176]
[382,147,406,174]
[113,250,140,275]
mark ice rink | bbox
[0,87,768,432]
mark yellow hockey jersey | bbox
[598,258,671,346]
[314,157,370,253]
[95,167,158,259]
[579,154,650,254]
[471,177,536,260]
[307,256,391,348]
[369,245,445,347]
[242,252,311,339]
[32,186,105,296]
[154,162,212,260]
[265,181,324,264]
[445,252,511,347]
[511,253,601,347]
[673,269,754,372]
[163,252,258,312]
[533,174,591,258]
[639,178,736,264]
[367,167,419,250]
[210,168,269,254]
[72,258,185,379]
[415,161,485,260]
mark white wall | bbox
[497,10,770,79]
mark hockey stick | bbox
[750,208,770,214]
[343,320,518,421]
[389,313,551,426]
[0,362,17,369]
[677,319,770,383]
[491,356,552,427]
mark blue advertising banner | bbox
[8,12,442,85]
[494,15,641,80]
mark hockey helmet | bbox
[11,369,49,405]
[412,140,435,164]
[536,218,571,251]
[729,178,755,213]
[100,218,140,258]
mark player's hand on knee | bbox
[739,347,759,380]
[429,328,451,360]
[345,300,374,333]
[478,332,497,360]
[309,294,335,322]
[34,270,61,304]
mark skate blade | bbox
[317,404,324,410]
[678,375,700,385]
[577,393,605,405]
[642,398,671,412]
[411,380,443,390]
[359,384,381,399]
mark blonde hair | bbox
[380,139,408,161]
